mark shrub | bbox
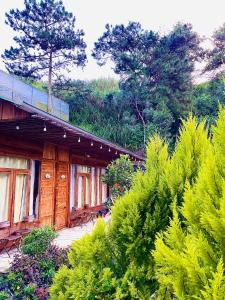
[51,116,210,298]
[21,225,57,256]
[153,108,225,298]
[0,291,9,300]
[102,154,134,199]
[0,245,69,299]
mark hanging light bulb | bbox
[43,124,47,132]
[108,148,111,152]
[115,150,118,155]
[78,137,81,143]
[100,145,103,149]
[16,125,20,130]
[91,141,94,146]
[63,131,67,138]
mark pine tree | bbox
[2,0,86,112]
[50,117,210,299]
[153,108,225,299]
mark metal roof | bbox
[0,70,69,121]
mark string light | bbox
[78,137,81,143]
[100,145,103,149]
[16,125,20,130]
[43,124,47,132]
[108,148,111,152]
[91,141,94,146]
[63,131,67,138]
[115,150,118,155]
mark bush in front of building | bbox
[102,154,134,207]
[153,107,225,298]
[50,115,210,299]
[0,228,69,299]
[21,225,57,257]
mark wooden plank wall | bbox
[0,100,29,120]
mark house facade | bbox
[0,71,144,238]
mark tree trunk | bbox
[134,99,146,146]
[48,50,53,113]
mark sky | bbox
[0,0,224,81]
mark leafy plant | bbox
[0,245,69,299]
[102,154,134,200]
[0,291,10,300]
[50,115,209,298]
[153,107,225,299]
[21,225,57,257]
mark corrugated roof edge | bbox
[20,101,145,161]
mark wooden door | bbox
[54,162,69,230]
[39,160,55,226]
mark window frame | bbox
[0,156,31,228]
[0,170,12,227]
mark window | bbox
[0,173,10,223]
[29,160,40,218]
[14,174,28,223]
[0,156,28,169]
[0,156,40,225]
[71,164,108,210]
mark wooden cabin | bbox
[0,71,144,238]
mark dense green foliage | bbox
[192,77,225,125]
[92,22,203,146]
[153,107,225,299]
[102,154,134,199]
[50,116,210,299]
[21,225,57,256]
[0,229,68,300]
[204,23,225,77]
[50,76,224,152]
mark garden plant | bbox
[50,114,210,299]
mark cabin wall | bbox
[0,99,29,120]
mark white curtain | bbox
[0,156,28,169]
[101,168,107,203]
[77,176,83,208]
[91,167,95,207]
[85,177,90,205]
[29,160,34,216]
[0,173,10,222]
[70,164,75,211]
[14,174,27,223]
[96,168,100,205]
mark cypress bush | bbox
[50,116,210,299]
[153,108,225,299]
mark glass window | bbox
[77,176,83,208]
[0,173,10,222]
[70,164,76,211]
[14,174,27,223]
[77,165,91,174]
[0,156,28,169]
[29,160,40,218]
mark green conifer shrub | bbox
[153,108,225,299]
[50,117,210,299]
